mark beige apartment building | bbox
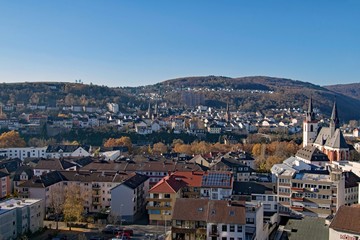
[277,168,345,218]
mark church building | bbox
[302,98,349,162]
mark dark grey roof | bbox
[232,181,275,195]
[0,158,22,173]
[46,144,90,153]
[0,171,9,178]
[343,171,360,188]
[211,157,254,172]
[314,127,348,149]
[72,157,94,167]
[121,174,149,189]
[296,146,329,162]
[13,166,34,181]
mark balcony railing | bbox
[291,187,304,192]
[290,206,304,212]
[92,184,101,189]
[291,197,304,202]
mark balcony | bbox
[146,197,172,202]
[92,201,101,205]
[92,184,101,189]
[290,206,304,212]
[92,191,101,197]
[171,226,196,234]
[146,205,171,210]
[291,187,304,192]
[291,197,304,202]
[209,231,219,237]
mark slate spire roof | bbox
[306,96,316,122]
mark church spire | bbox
[306,96,316,122]
[330,100,340,130]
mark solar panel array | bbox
[201,172,231,187]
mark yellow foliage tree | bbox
[152,142,168,155]
[104,136,133,152]
[63,184,85,230]
[0,130,26,148]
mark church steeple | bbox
[306,96,316,122]
[225,101,231,123]
[147,102,152,119]
[330,100,340,135]
[303,97,319,147]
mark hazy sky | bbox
[0,1,359,87]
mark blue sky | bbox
[0,1,359,87]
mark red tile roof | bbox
[149,175,187,193]
[329,204,360,234]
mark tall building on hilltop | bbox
[303,98,349,162]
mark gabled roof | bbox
[232,181,275,195]
[35,159,76,170]
[13,166,34,181]
[0,158,22,173]
[329,204,360,234]
[170,171,204,187]
[343,171,360,188]
[46,144,90,153]
[314,127,348,149]
[121,174,149,189]
[149,175,187,193]
[296,146,329,162]
[201,171,232,188]
[172,198,246,225]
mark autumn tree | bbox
[0,130,26,148]
[152,142,168,155]
[104,136,133,152]
[63,184,86,230]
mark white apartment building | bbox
[0,147,47,161]
[0,198,44,240]
[110,174,149,223]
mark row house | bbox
[16,170,142,214]
[200,171,233,200]
[147,175,186,225]
[232,181,279,225]
[211,157,254,182]
[0,147,47,161]
[171,199,267,240]
[0,198,44,240]
[45,144,91,159]
[33,158,77,176]
[0,171,11,198]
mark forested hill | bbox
[156,76,360,121]
[324,83,360,100]
[1,76,360,121]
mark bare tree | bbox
[48,184,65,230]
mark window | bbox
[268,196,274,201]
[164,194,171,198]
[230,225,235,232]
[237,225,242,232]
[246,218,254,224]
[222,225,227,231]
[222,238,227,240]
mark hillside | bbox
[324,83,360,100]
[157,76,360,121]
[1,77,360,122]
